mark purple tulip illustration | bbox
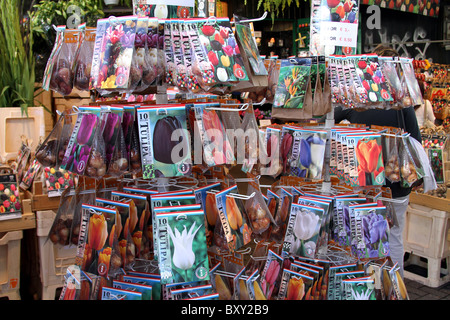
[362,211,388,245]
[103,113,120,144]
[299,139,311,168]
[77,114,98,146]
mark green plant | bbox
[254,0,302,22]
[0,0,38,116]
[30,0,104,42]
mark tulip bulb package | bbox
[349,134,385,187]
[259,249,283,299]
[334,196,367,246]
[0,170,21,220]
[60,106,102,175]
[137,105,192,179]
[342,277,376,300]
[283,203,325,258]
[155,209,210,284]
[192,103,236,167]
[215,185,252,252]
[110,191,149,259]
[77,204,120,278]
[278,268,314,300]
[350,205,389,259]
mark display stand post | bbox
[321,107,335,194]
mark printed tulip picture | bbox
[284,204,324,258]
[0,174,21,218]
[90,16,138,91]
[60,107,101,175]
[156,210,209,284]
[196,18,248,83]
[352,206,390,259]
[355,136,385,186]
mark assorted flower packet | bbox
[90,16,138,92]
[0,171,21,220]
[277,268,314,300]
[155,208,210,285]
[137,104,192,179]
[283,203,325,258]
[215,185,251,252]
[234,19,268,76]
[186,20,216,91]
[273,58,312,109]
[351,54,393,105]
[60,106,102,175]
[77,204,119,278]
[351,205,390,260]
[20,158,43,190]
[112,279,152,300]
[196,17,248,83]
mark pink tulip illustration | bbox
[261,260,281,298]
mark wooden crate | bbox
[409,192,450,212]
[30,181,61,212]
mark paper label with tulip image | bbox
[0,173,21,220]
[111,191,149,259]
[77,204,120,278]
[351,205,390,259]
[283,203,325,258]
[278,268,314,300]
[60,106,102,176]
[259,249,283,300]
[349,134,385,187]
[137,105,192,179]
[150,193,196,260]
[155,209,210,284]
[215,185,252,252]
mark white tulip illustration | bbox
[168,221,202,271]
[294,209,320,241]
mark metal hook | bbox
[231,11,268,24]
[205,103,249,112]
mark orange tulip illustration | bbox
[356,139,381,173]
[132,231,143,256]
[129,202,138,232]
[356,139,383,186]
[226,197,243,230]
[82,243,93,270]
[88,214,108,251]
[286,277,305,300]
[205,192,219,226]
[119,239,127,262]
[98,247,112,275]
